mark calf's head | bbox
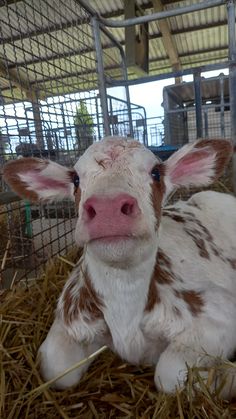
[3,137,232,266]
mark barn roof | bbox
[0,0,231,102]
[164,74,229,106]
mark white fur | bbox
[13,136,236,398]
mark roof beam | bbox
[152,0,182,83]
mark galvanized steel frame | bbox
[82,0,236,191]
[79,0,236,152]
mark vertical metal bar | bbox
[193,71,203,138]
[204,109,209,138]
[92,17,111,137]
[31,92,44,149]
[109,96,114,135]
[163,88,171,144]
[96,20,134,138]
[227,0,236,194]
[119,47,134,137]
[95,96,102,140]
[220,75,225,137]
[142,106,148,146]
[60,104,69,152]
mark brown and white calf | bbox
[4,137,236,397]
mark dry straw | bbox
[1,166,236,418]
[1,249,236,418]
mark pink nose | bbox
[83,194,140,240]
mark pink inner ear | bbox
[170,149,212,183]
[27,171,69,191]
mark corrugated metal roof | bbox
[0,0,231,102]
[164,75,229,104]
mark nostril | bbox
[121,202,134,216]
[86,205,96,220]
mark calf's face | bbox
[73,138,164,264]
[3,136,232,266]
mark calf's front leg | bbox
[154,326,235,396]
[38,319,101,389]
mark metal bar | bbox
[166,102,230,114]
[95,96,102,140]
[204,110,209,138]
[92,17,111,136]
[194,71,203,139]
[227,0,236,194]
[163,88,171,145]
[111,61,231,87]
[30,93,45,149]
[95,19,134,138]
[220,74,225,137]
[119,48,134,138]
[98,0,225,28]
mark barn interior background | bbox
[0,0,235,289]
[2,1,236,417]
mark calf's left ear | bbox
[163,139,233,197]
[3,157,75,202]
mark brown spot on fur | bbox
[227,258,236,270]
[63,271,104,324]
[182,211,196,219]
[175,289,204,316]
[187,201,201,210]
[79,271,104,321]
[195,139,233,181]
[95,158,107,169]
[181,290,204,316]
[163,211,186,223]
[145,249,175,312]
[173,306,182,317]
[74,187,81,209]
[145,275,161,312]
[164,207,181,213]
[63,281,79,324]
[182,214,226,261]
[151,163,166,229]
[153,249,174,285]
[185,228,210,259]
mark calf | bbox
[4,137,236,397]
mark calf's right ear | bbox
[3,157,75,202]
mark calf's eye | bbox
[151,167,161,182]
[73,174,80,188]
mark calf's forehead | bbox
[74,137,159,176]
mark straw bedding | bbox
[1,166,236,419]
[1,249,236,419]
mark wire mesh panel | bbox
[0,0,112,288]
[163,76,231,145]
[0,0,100,160]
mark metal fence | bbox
[163,75,231,145]
[0,0,235,287]
[0,0,133,288]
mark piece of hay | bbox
[1,250,236,418]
